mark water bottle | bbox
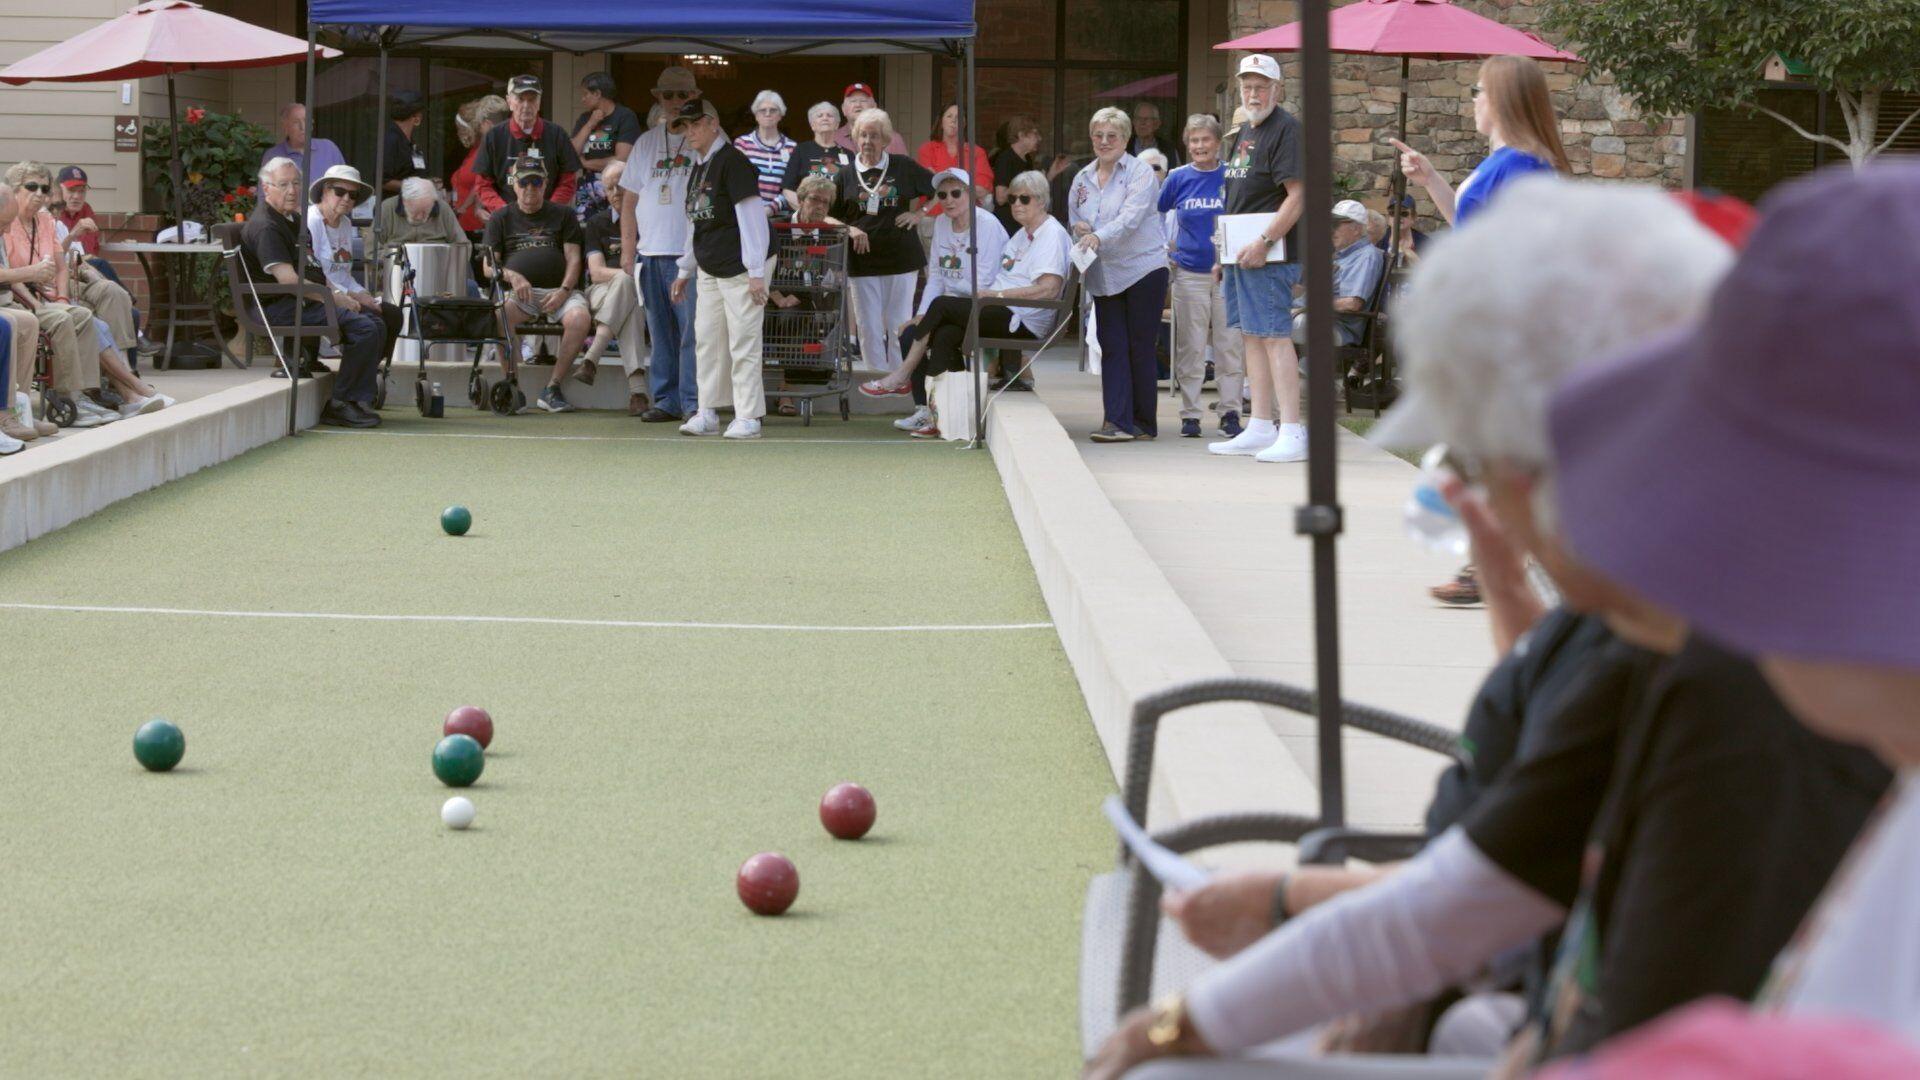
[1403,444,1469,557]
[427,381,445,419]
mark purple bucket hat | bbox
[1549,161,1920,669]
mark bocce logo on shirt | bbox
[810,156,842,180]
[585,124,616,157]
[937,248,964,276]
[1000,248,1020,271]
[652,151,692,179]
[688,183,716,223]
[1224,139,1254,180]
[503,226,557,255]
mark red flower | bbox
[235,185,254,197]
[223,193,235,204]
[185,107,206,124]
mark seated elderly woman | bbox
[577,159,648,408]
[1089,180,1889,1080]
[307,165,403,368]
[863,169,1067,439]
[1528,162,1920,1073]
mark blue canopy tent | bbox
[293,0,981,434]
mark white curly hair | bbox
[1392,176,1734,481]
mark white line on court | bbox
[307,428,928,446]
[0,601,1053,634]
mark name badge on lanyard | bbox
[866,189,883,216]
[659,183,674,205]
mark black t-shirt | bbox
[572,105,643,171]
[1424,609,1618,839]
[1048,158,1088,228]
[238,204,323,288]
[687,142,766,279]
[782,142,853,195]
[473,119,583,199]
[1127,133,1185,168]
[483,202,583,289]
[1222,106,1303,262]
[382,122,427,186]
[834,153,935,277]
[1529,635,1893,1061]
[990,147,1033,231]
[582,207,621,267]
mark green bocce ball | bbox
[441,505,472,536]
[134,719,186,772]
[433,734,485,788]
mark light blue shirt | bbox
[1067,153,1165,297]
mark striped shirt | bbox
[733,131,797,210]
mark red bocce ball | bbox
[736,852,800,916]
[442,705,494,750]
[819,782,877,840]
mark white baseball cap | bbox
[1237,54,1282,82]
[1333,199,1370,227]
[931,167,972,191]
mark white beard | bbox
[1243,102,1275,127]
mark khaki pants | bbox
[74,273,136,353]
[693,268,766,420]
[1171,266,1245,420]
[587,276,646,376]
[16,301,99,394]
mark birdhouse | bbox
[1762,53,1812,84]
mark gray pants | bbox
[1172,266,1245,420]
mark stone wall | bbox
[1227,0,1687,213]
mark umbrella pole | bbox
[289,19,320,436]
[1298,0,1346,829]
[1388,56,1407,271]
[166,72,186,245]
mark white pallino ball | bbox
[441,796,476,830]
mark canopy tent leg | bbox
[962,39,986,449]
[1297,0,1346,828]
[371,40,388,260]
[1387,55,1408,272]
[287,24,322,436]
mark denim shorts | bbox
[1223,261,1302,339]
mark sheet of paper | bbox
[1216,213,1285,265]
[1102,795,1211,891]
[1071,243,1099,274]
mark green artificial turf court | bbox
[0,411,1116,1077]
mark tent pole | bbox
[288,22,320,437]
[1387,55,1408,272]
[1298,0,1346,828]
[372,38,388,260]
[964,38,984,448]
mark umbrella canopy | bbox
[1096,72,1180,100]
[1216,0,1578,62]
[0,0,340,85]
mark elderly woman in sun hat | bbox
[1537,161,1920,1065]
[1092,177,1893,1079]
[307,163,402,361]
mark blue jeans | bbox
[637,255,697,415]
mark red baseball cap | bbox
[57,165,88,189]
[842,83,877,102]
[1670,189,1759,250]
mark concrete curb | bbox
[0,375,330,554]
[986,396,1318,827]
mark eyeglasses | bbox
[514,176,546,188]
[658,90,693,101]
[1470,85,1483,99]
[326,186,357,199]
[1011,194,1037,206]
[19,182,46,194]
[935,189,966,200]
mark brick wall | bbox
[1227,0,1688,212]
[95,213,165,315]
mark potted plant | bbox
[142,107,272,356]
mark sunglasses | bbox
[515,176,547,188]
[1470,85,1483,98]
[19,182,47,194]
[1011,194,1038,205]
[935,188,967,200]
[326,186,358,199]
[658,90,693,101]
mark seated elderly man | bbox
[1089,182,1887,1080]
[481,155,591,413]
[377,177,469,255]
[53,166,155,358]
[0,171,128,427]
[239,157,385,428]
[306,165,402,366]
[6,161,143,404]
[1288,198,1384,355]
[579,160,648,413]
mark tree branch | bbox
[1873,104,1920,157]
[1751,104,1852,154]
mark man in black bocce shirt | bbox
[482,155,592,413]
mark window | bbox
[312,53,551,184]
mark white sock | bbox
[628,371,648,393]
[1245,418,1277,436]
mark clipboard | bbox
[1216,213,1284,265]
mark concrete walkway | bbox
[1025,353,1494,830]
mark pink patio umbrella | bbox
[1218,0,1578,253]
[0,0,342,234]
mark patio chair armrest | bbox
[1297,826,1427,866]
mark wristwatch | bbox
[1145,993,1199,1054]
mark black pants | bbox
[262,297,392,405]
[909,295,1030,406]
[1093,267,1168,436]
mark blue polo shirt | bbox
[1157,162,1227,274]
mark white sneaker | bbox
[0,428,21,455]
[678,408,720,436]
[723,417,762,440]
[1209,419,1278,456]
[1255,423,1308,463]
[119,395,166,418]
[894,405,933,431]
[79,399,121,424]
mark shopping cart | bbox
[762,222,853,424]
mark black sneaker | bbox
[638,406,681,423]
[1180,418,1202,438]
[1220,410,1243,438]
[1088,425,1133,443]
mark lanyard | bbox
[854,153,891,200]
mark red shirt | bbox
[451,145,483,233]
[55,202,102,256]
[914,141,994,195]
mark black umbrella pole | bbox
[1297,0,1346,828]
[166,73,186,245]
